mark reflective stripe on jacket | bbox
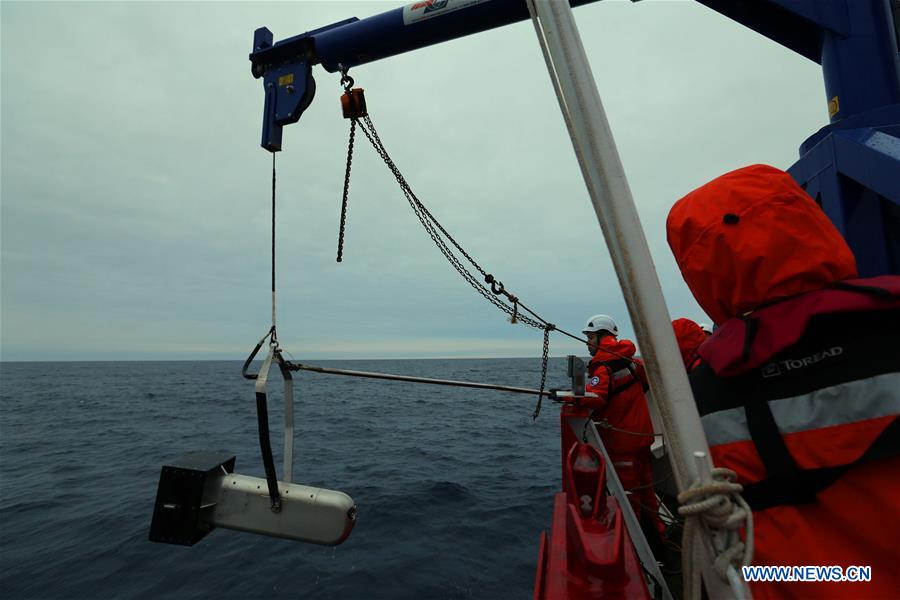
[690,279,900,510]
[667,165,900,599]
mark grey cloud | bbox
[1,1,828,361]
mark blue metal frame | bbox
[788,105,900,276]
[248,0,600,150]
[695,1,900,274]
[248,0,900,275]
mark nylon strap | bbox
[276,352,294,484]
[239,151,297,509]
[743,395,815,505]
[741,417,900,510]
[255,345,283,511]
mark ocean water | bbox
[0,358,572,599]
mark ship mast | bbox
[524,2,750,598]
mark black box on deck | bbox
[149,452,236,546]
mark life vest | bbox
[585,340,654,455]
[587,357,648,400]
[691,276,900,511]
[667,164,900,597]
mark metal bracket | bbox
[252,28,317,152]
[567,416,673,600]
[567,355,586,396]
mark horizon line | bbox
[0,354,582,364]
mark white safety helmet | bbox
[699,322,714,335]
[583,314,618,336]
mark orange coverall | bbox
[582,337,663,542]
[667,164,900,599]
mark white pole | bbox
[524,2,751,598]
[525,0,705,505]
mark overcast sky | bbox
[1,0,827,361]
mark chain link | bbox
[354,114,583,417]
[595,418,663,437]
[533,323,554,419]
[360,118,491,275]
[348,112,647,415]
[357,116,546,329]
[358,116,601,346]
[337,118,357,262]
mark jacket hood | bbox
[666,164,857,324]
[671,318,707,370]
[592,337,636,362]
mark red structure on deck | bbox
[534,406,651,599]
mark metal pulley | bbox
[340,87,368,119]
[338,68,367,120]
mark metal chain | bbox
[360,117,492,277]
[533,323,554,419]
[350,114,652,413]
[349,110,646,411]
[355,117,650,354]
[357,116,545,328]
[595,418,663,437]
[337,118,357,262]
[355,116,575,415]
[357,117,611,352]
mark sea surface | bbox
[0,358,572,599]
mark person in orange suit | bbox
[580,314,665,556]
[667,164,899,599]
[671,317,707,372]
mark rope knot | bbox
[677,466,754,592]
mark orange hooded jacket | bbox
[584,336,653,456]
[671,318,707,372]
[584,336,661,535]
[668,164,857,325]
[667,164,900,599]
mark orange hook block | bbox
[341,88,368,119]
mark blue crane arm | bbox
[266,0,601,75]
[248,0,900,276]
[248,0,602,152]
[248,0,898,151]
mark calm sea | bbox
[0,358,572,599]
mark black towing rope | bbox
[239,72,659,515]
[239,153,285,513]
